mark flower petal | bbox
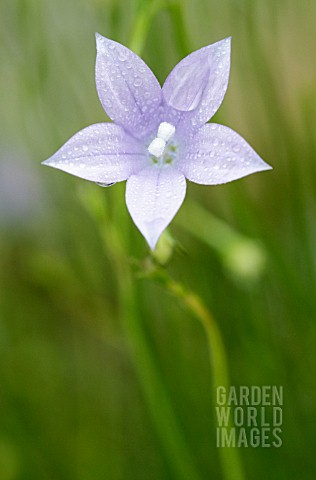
[95,34,162,139]
[42,123,146,183]
[162,37,231,127]
[179,123,272,184]
[126,166,186,249]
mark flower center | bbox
[148,122,177,165]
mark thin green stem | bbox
[164,279,245,480]
[140,264,245,480]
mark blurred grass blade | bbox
[175,201,267,282]
[129,0,167,55]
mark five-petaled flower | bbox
[43,34,271,249]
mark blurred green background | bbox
[1,0,316,479]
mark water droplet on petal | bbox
[118,51,127,61]
[96,182,116,188]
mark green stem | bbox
[142,265,245,480]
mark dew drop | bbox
[118,52,127,62]
[133,78,142,87]
[96,182,116,188]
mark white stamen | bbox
[148,137,166,157]
[157,122,176,142]
[148,122,176,159]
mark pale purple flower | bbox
[43,34,271,249]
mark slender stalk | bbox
[141,265,245,480]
